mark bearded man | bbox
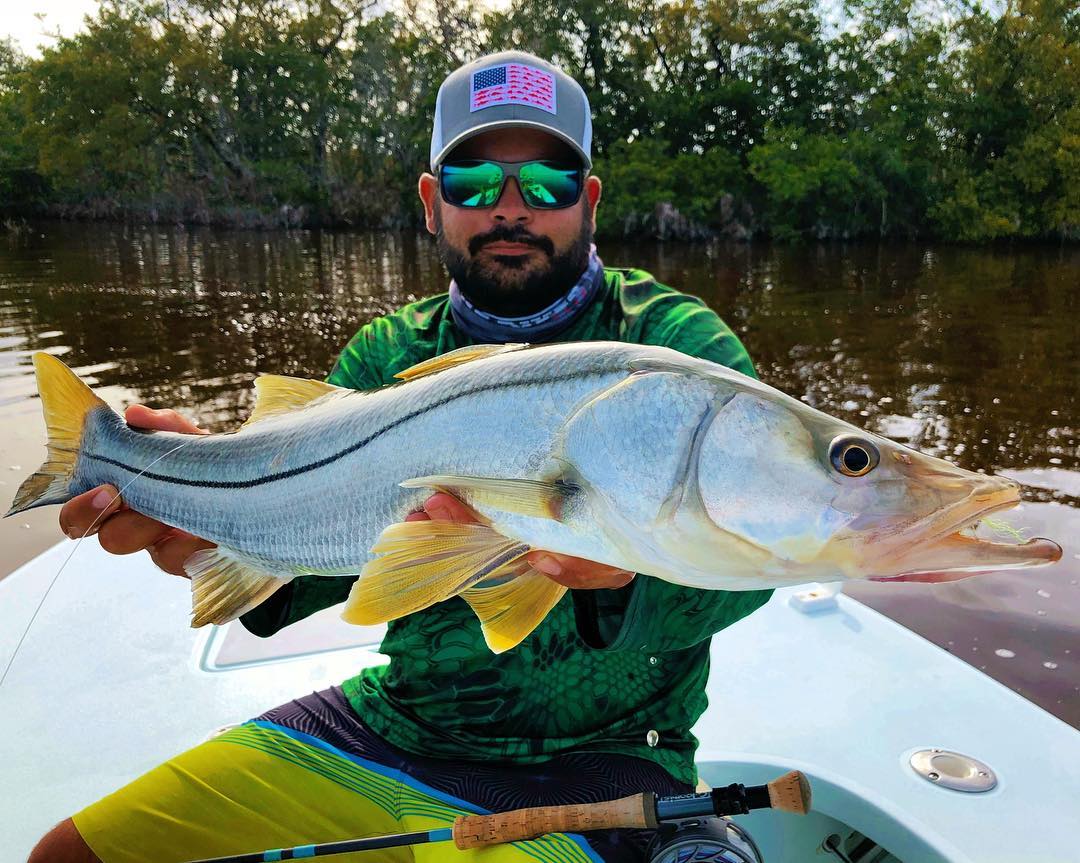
[34,51,772,863]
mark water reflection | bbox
[1,223,1077,726]
[3,225,1077,468]
[1,225,437,429]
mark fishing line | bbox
[0,436,199,689]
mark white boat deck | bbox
[2,539,1078,862]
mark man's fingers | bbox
[148,532,216,578]
[55,408,210,577]
[59,485,124,539]
[415,493,633,588]
[124,404,209,435]
[97,510,176,555]
[527,551,636,590]
[421,492,482,523]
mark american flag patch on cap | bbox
[470,63,557,114]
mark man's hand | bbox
[406,492,635,590]
[57,405,216,578]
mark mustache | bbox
[469,227,554,257]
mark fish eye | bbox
[829,435,879,477]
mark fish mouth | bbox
[869,483,1062,583]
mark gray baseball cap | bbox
[430,51,593,171]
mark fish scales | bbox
[71,344,634,573]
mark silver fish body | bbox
[72,343,641,575]
[8,343,1062,650]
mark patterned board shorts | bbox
[72,686,693,863]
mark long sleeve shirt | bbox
[240,266,773,786]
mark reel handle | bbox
[453,792,659,849]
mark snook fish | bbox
[7,344,1062,652]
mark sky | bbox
[2,0,101,56]
[2,0,519,56]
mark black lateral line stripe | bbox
[84,370,605,490]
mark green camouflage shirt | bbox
[241,267,773,786]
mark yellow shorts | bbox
[72,687,688,862]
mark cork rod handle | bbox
[452,792,658,849]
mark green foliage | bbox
[927,0,1080,240]
[0,0,1076,240]
[0,38,49,210]
[594,139,745,237]
[594,139,678,235]
[749,127,859,239]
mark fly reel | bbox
[646,815,764,863]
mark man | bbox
[33,51,772,863]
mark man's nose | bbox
[491,177,532,222]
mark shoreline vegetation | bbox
[0,0,1077,242]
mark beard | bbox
[435,203,593,317]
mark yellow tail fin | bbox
[5,352,107,516]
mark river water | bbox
[1,222,1077,726]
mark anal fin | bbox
[461,562,567,653]
[187,547,294,627]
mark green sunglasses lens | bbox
[518,162,581,207]
[441,161,505,207]
[441,161,581,208]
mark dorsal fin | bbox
[242,375,345,428]
[393,343,529,382]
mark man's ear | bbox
[585,175,602,232]
[418,173,438,234]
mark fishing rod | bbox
[186,770,811,863]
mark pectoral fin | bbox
[399,475,573,520]
[461,562,567,653]
[186,547,294,627]
[342,521,530,626]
